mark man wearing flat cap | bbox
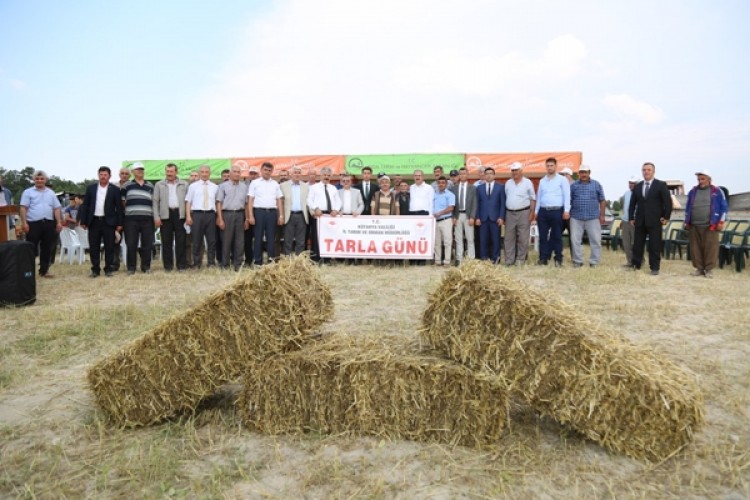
[569,165,606,268]
[684,169,727,278]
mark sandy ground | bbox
[1,248,749,498]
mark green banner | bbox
[122,159,231,182]
[345,154,465,176]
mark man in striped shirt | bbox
[122,162,155,274]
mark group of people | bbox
[13,158,728,279]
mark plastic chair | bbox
[153,228,162,260]
[59,228,84,264]
[529,224,539,253]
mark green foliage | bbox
[0,167,92,199]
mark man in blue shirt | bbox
[534,158,570,266]
[432,176,456,266]
[569,165,606,267]
[19,170,63,278]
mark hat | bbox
[695,169,712,178]
[249,167,259,174]
[377,172,386,178]
[578,164,591,172]
[131,162,144,170]
[560,167,573,176]
[509,162,522,171]
[449,169,459,176]
[628,176,639,183]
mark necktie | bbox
[644,182,650,197]
[460,183,465,211]
[202,182,208,209]
[324,185,331,212]
[487,183,491,197]
[364,182,369,199]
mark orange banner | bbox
[464,152,583,177]
[230,155,346,179]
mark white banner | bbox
[317,215,436,259]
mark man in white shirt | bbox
[504,162,537,266]
[246,162,283,266]
[409,169,434,265]
[306,167,342,262]
[185,164,219,268]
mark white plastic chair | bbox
[529,224,540,253]
[59,228,84,264]
[153,228,162,260]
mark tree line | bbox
[0,167,96,201]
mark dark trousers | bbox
[88,217,116,274]
[191,211,217,267]
[253,208,277,265]
[161,209,186,271]
[26,220,57,275]
[125,217,154,272]
[221,211,245,268]
[478,219,501,262]
[537,208,564,263]
[283,213,307,255]
[244,226,254,265]
[633,222,662,271]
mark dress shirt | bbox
[307,182,342,212]
[19,187,61,221]
[433,190,456,218]
[341,189,352,214]
[621,189,633,222]
[247,178,282,208]
[185,180,219,211]
[216,181,247,210]
[289,183,302,212]
[409,183,434,214]
[95,184,108,216]
[167,182,179,208]
[535,174,571,214]
[570,180,605,220]
[504,177,536,210]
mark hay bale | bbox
[88,255,332,426]
[419,260,704,461]
[239,333,508,447]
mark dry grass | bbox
[1,250,749,498]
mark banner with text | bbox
[464,152,582,177]
[230,155,346,179]
[122,159,231,182]
[318,215,435,259]
[345,154,465,177]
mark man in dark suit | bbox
[79,166,124,277]
[355,166,375,215]
[475,167,506,263]
[628,162,672,275]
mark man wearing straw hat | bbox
[684,169,727,278]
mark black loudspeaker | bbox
[0,240,36,307]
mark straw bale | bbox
[240,333,508,447]
[88,255,332,426]
[419,260,704,461]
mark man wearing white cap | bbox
[503,162,536,266]
[569,165,606,267]
[619,176,639,267]
[684,169,727,278]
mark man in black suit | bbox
[80,166,124,277]
[356,166,375,215]
[628,162,672,275]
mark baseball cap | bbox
[131,162,145,170]
[695,169,712,177]
[509,162,522,171]
[560,167,573,176]
[449,169,459,176]
[628,176,639,183]
[578,164,591,172]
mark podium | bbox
[0,205,18,242]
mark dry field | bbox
[1,248,749,499]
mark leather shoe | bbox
[89,271,100,278]
[650,270,659,276]
[105,271,113,277]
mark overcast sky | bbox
[1,0,749,198]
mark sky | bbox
[2,0,749,199]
